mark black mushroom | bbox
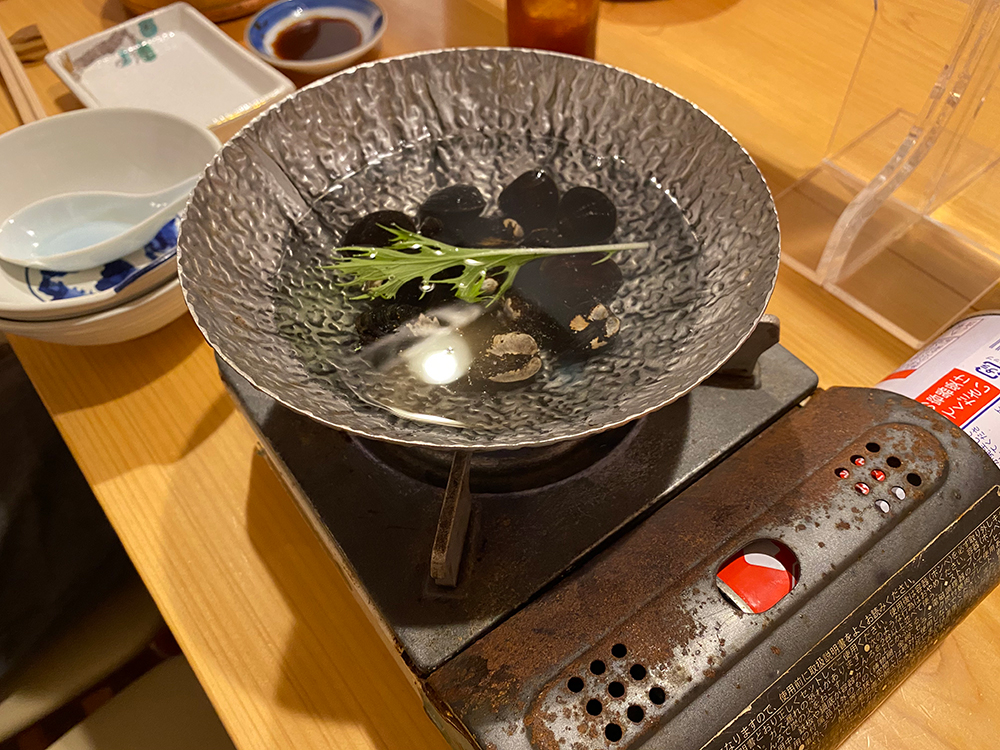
[498,169,560,231]
[417,215,463,246]
[347,177,628,373]
[462,216,524,248]
[341,210,416,248]
[515,253,623,309]
[419,184,487,220]
[521,226,564,248]
[510,253,624,356]
[557,186,617,245]
[417,184,487,243]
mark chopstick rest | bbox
[0,21,46,123]
[9,25,48,64]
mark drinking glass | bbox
[506,0,600,58]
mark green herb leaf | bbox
[322,226,648,306]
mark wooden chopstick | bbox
[0,21,46,124]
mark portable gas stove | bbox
[220,317,1000,750]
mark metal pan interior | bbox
[178,48,779,450]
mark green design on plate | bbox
[136,42,156,62]
[138,19,158,37]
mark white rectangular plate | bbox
[46,2,294,141]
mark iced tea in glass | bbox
[506,0,600,59]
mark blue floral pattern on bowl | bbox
[248,0,385,47]
[27,218,179,302]
[246,0,385,73]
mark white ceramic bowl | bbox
[0,218,180,322]
[245,0,385,76]
[0,277,188,345]
[0,108,220,220]
[0,108,218,320]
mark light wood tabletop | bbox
[1,1,999,748]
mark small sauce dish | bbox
[245,0,386,76]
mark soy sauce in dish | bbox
[273,17,362,61]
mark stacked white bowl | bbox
[0,109,220,345]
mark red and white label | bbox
[878,315,1000,465]
[716,539,799,614]
[914,368,997,426]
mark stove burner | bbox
[217,320,821,672]
[357,423,636,492]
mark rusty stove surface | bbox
[426,388,1000,750]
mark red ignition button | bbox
[871,469,886,482]
[716,540,800,614]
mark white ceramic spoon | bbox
[0,176,198,271]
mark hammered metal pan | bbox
[178,48,780,450]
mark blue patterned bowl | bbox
[0,106,217,321]
[245,0,385,75]
[0,218,179,322]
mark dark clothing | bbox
[0,343,132,686]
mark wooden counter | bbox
[1,1,998,748]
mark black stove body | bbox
[219,325,1000,750]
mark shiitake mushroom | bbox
[341,210,415,248]
[557,186,617,244]
[498,169,560,231]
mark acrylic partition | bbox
[778,0,1000,348]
